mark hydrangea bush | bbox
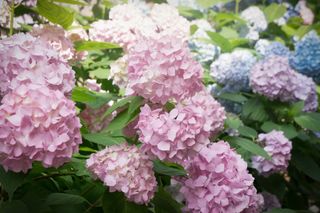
[0,0,319,212]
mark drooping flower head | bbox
[86,143,157,204]
[210,49,257,92]
[252,130,292,176]
[126,33,203,104]
[31,25,76,61]
[0,33,75,97]
[0,84,82,173]
[137,91,225,164]
[250,56,318,112]
[289,31,320,83]
[181,141,259,213]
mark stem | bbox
[235,0,240,15]
[9,0,15,36]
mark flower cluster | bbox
[210,49,257,92]
[252,130,292,176]
[109,55,129,89]
[89,3,190,50]
[126,33,203,104]
[188,19,220,64]
[31,25,80,61]
[167,0,204,11]
[295,0,314,25]
[250,56,318,112]
[264,42,291,58]
[137,91,225,163]
[289,31,320,83]
[0,33,75,97]
[0,85,81,173]
[180,141,259,213]
[240,6,267,40]
[86,143,157,204]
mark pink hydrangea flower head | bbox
[243,193,265,213]
[250,56,318,112]
[67,25,89,61]
[181,141,259,213]
[252,130,292,176]
[31,24,75,61]
[85,79,102,92]
[296,0,314,25]
[0,33,75,97]
[86,143,157,204]
[126,33,203,104]
[0,84,82,173]
[109,3,144,21]
[137,92,225,164]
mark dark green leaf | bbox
[228,137,270,159]
[292,151,320,181]
[242,98,269,122]
[83,132,125,146]
[102,191,148,213]
[289,101,304,117]
[153,187,183,213]
[0,167,26,200]
[261,121,297,139]
[46,193,88,206]
[294,113,320,131]
[106,108,139,132]
[128,96,144,114]
[153,160,186,176]
[0,200,28,213]
[103,96,136,118]
[265,208,298,213]
[264,3,287,23]
[37,0,74,29]
[52,0,87,5]
[72,87,114,109]
[219,93,247,103]
[74,41,121,51]
[206,31,232,52]
[238,126,257,139]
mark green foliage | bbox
[83,132,125,146]
[263,3,287,23]
[0,167,26,200]
[294,113,320,131]
[153,187,183,213]
[36,0,74,29]
[74,41,121,51]
[153,160,187,176]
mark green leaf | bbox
[289,101,304,117]
[0,167,26,200]
[37,0,74,29]
[220,27,239,39]
[72,87,114,109]
[238,126,257,139]
[206,31,232,52]
[128,96,144,114]
[0,200,29,213]
[106,108,139,132]
[213,13,246,25]
[242,98,269,122]
[219,93,247,103]
[294,113,320,131]
[153,160,186,176]
[178,7,203,19]
[291,151,320,181]
[74,41,121,51]
[153,187,183,213]
[229,38,250,49]
[225,116,242,129]
[89,68,108,79]
[264,3,287,23]
[228,137,271,159]
[83,132,125,146]
[46,193,88,206]
[52,0,87,6]
[190,24,199,35]
[265,208,296,213]
[102,191,148,213]
[261,121,298,139]
[196,0,233,8]
[103,96,136,118]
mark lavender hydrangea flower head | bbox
[210,49,257,92]
[86,143,157,204]
[289,31,320,83]
[0,84,82,173]
[252,130,292,176]
[181,141,259,213]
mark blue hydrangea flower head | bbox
[289,31,320,83]
[264,42,291,58]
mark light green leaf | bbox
[0,167,26,200]
[37,0,74,29]
[213,13,246,25]
[196,0,233,8]
[294,113,320,131]
[89,68,108,79]
[225,116,242,129]
[52,0,87,6]
[219,93,247,103]
[292,151,320,181]
[229,38,250,49]
[228,137,270,159]
[238,126,257,139]
[46,193,88,206]
[128,96,144,114]
[71,87,114,109]
[220,27,239,39]
[206,31,232,52]
[177,7,203,19]
[153,160,186,176]
[74,41,121,51]
[153,187,183,213]
[83,132,125,146]
[264,3,287,23]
